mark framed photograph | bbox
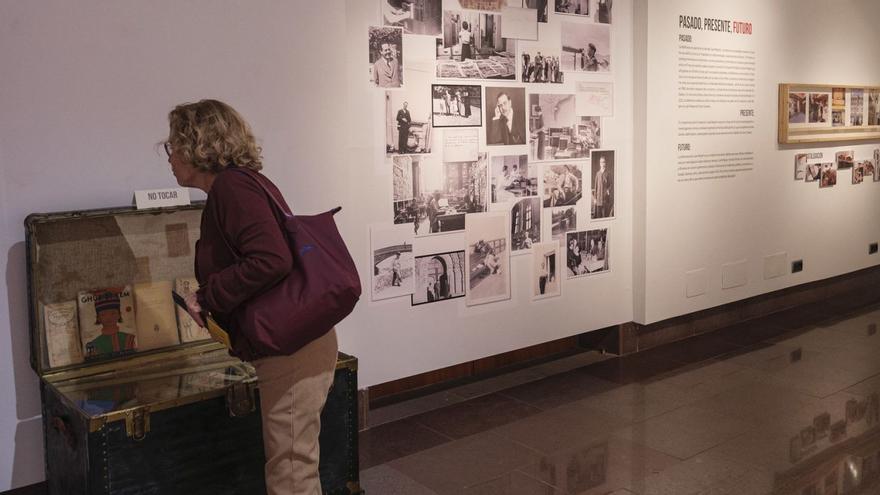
[590,150,614,220]
[369,26,403,88]
[490,154,537,204]
[485,86,527,145]
[510,197,541,254]
[565,228,609,279]
[411,250,466,306]
[431,84,482,128]
[370,224,414,301]
[532,242,562,301]
[778,84,880,144]
[561,22,611,72]
[465,212,511,306]
[382,0,442,36]
[541,163,583,207]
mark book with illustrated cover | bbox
[174,278,211,343]
[43,300,84,367]
[77,286,137,360]
[133,280,180,351]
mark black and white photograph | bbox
[788,92,807,124]
[566,228,609,278]
[820,162,837,188]
[431,84,482,127]
[529,94,599,161]
[541,163,583,207]
[859,159,875,183]
[554,0,589,16]
[519,0,549,23]
[485,86,527,145]
[836,150,854,169]
[808,93,829,124]
[596,0,612,23]
[510,197,541,254]
[465,212,511,306]
[832,87,845,127]
[386,91,432,155]
[520,45,563,84]
[561,22,610,72]
[794,153,808,181]
[435,12,515,80]
[869,90,880,126]
[381,0,442,36]
[849,88,865,126]
[392,154,488,236]
[875,149,880,181]
[590,150,614,220]
[550,206,576,244]
[490,154,538,204]
[411,251,466,306]
[369,26,403,88]
[532,242,561,301]
[853,161,865,184]
[370,224,415,301]
[805,162,822,182]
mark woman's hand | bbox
[184,292,207,328]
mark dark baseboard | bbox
[365,264,880,410]
[2,482,46,495]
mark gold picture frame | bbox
[778,83,880,144]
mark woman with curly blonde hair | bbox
[167,99,338,495]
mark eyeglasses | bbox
[163,142,173,158]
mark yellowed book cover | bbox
[133,281,180,351]
[77,286,137,359]
[43,300,84,367]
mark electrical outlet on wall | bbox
[792,259,803,273]
[869,242,878,255]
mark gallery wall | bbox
[0,0,634,489]
[635,0,880,324]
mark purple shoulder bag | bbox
[220,169,361,359]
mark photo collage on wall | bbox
[371,0,616,307]
[793,148,879,188]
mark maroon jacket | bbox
[195,168,293,326]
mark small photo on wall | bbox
[510,197,541,254]
[561,22,611,72]
[819,162,837,188]
[788,92,807,124]
[875,149,880,181]
[435,11,516,80]
[485,86,527,145]
[541,163,583,207]
[590,150,614,220]
[869,91,880,126]
[532,242,562,301]
[529,94,598,161]
[386,92,432,155]
[411,251,466,306]
[431,84,482,128]
[566,228,609,279]
[490,154,538,204]
[836,150,854,169]
[520,44,564,84]
[805,162,821,182]
[554,0,589,16]
[369,26,403,88]
[382,0,442,36]
[849,89,865,126]
[596,0,612,23]
[465,212,511,306]
[853,161,866,184]
[370,224,414,301]
[550,206,577,244]
[808,93,829,124]
[794,153,808,180]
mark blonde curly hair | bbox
[166,99,263,172]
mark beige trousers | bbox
[253,328,338,495]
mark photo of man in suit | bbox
[486,88,526,145]
[396,101,411,153]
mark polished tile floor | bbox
[359,302,880,494]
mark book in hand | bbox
[171,290,232,350]
[77,286,137,360]
[174,278,212,343]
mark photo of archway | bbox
[411,251,466,306]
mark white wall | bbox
[0,0,634,489]
[635,0,880,324]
